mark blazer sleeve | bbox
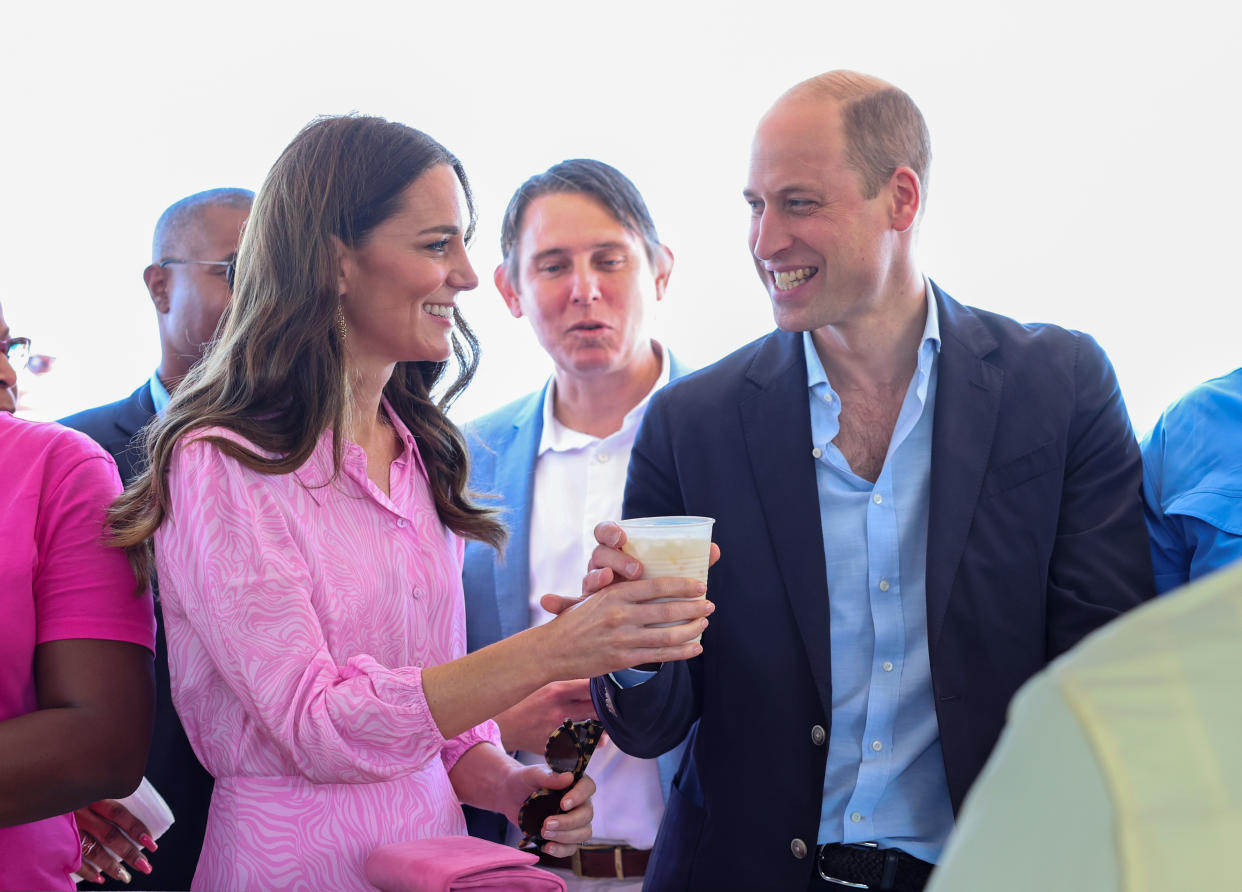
[1045,333,1155,657]
[591,389,702,758]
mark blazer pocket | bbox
[984,439,1060,495]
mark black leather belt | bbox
[814,842,932,891]
[537,844,651,879]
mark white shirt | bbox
[520,345,672,850]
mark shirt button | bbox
[878,579,890,592]
[810,724,826,746]
[396,518,407,528]
[872,493,883,505]
[790,838,808,859]
[882,661,894,672]
[597,452,610,463]
[850,812,863,824]
[823,393,835,404]
[872,740,883,752]
[812,447,823,459]
[412,587,425,600]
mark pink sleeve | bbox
[157,437,454,784]
[36,448,155,651]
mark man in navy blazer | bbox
[462,160,691,888]
[60,188,252,891]
[585,72,1154,891]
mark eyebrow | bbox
[418,225,461,236]
[529,241,631,261]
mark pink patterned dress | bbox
[155,410,503,892]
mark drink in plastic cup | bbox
[616,516,715,643]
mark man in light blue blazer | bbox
[462,160,691,888]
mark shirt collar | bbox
[149,370,172,415]
[803,276,942,391]
[538,341,671,456]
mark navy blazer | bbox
[461,353,692,843]
[60,383,214,892]
[591,285,1155,891]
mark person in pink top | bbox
[0,300,157,892]
[106,117,714,892]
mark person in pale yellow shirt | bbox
[928,560,1242,891]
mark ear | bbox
[144,263,170,314]
[889,167,922,232]
[330,235,352,298]
[651,245,674,302]
[494,263,524,319]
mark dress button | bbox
[872,740,883,752]
[412,587,425,600]
[872,493,883,505]
[878,579,890,592]
[811,724,826,746]
[850,812,863,824]
[396,518,407,528]
[882,661,894,672]
[597,452,610,463]
[790,838,808,859]
[812,447,823,459]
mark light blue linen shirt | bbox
[809,287,954,863]
[149,369,172,415]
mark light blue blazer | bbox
[460,353,692,842]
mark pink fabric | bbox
[366,836,566,892]
[155,410,503,892]
[0,414,155,892]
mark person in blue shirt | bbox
[1140,367,1242,593]
[577,69,1154,892]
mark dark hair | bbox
[499,159,662,279]
[110,114,504,580]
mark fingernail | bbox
[545,819,560,830]
[696,583,707,593]
[136,856,153,874]
[117,866,132,884]
[626,561,640,576]
[140,834,158,851]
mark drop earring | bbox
[336,303,348,341]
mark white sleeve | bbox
[927,673,1119,892]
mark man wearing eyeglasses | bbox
[59,187,253,891]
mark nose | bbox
[0,352,17,406]
[569,260,602,305]
[751,206,791,262]
[448,251,479,292]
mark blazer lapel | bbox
[493,386,547,641]
[926,285,1002,651]
[738,331,833,720]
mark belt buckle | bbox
[818,841,876,889]
[570,848,584,877]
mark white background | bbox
[3,0,1238,436]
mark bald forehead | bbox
[158,203,249,264]
[152,191,253,262]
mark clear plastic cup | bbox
[616,516,715,642]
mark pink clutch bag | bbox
[366,836,567,892]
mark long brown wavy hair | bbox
[109,114,506,580]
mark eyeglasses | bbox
[159,257,238,289]
[517,718,604,848]
[1,336,31,364]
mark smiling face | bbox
[497,191,671,382]
[744,96,901,332]
[0,303,17,412]
[337,163,479,370]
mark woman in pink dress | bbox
[106,116,712,892]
